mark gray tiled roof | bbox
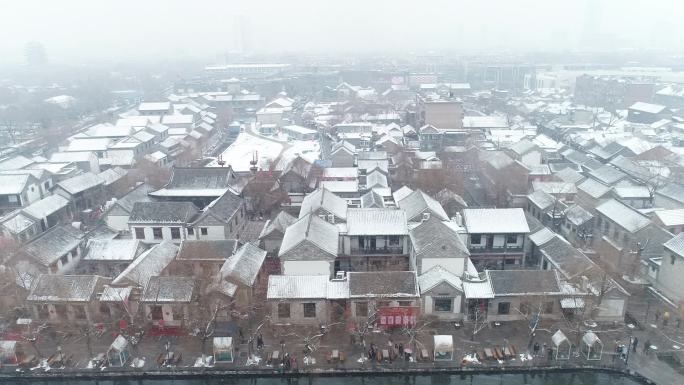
[22,225,85,266]
[397,189,448,221]
[348,271,419,298]
[140,276,196,303]
[487,269,561,296]
[177,239,238,260]
[27,274,107,302]
[129,201,199,223]
[220,243,267,286]
[409,217,469,259]
[664,232,684,256]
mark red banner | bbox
[378,307,419,328]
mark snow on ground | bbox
[277,139,320,170]
[207,132,283,171]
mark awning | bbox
[213,336,233,350]
[560,298,585,309]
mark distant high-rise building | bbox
[25,41,47,66]
[232,14,251,53]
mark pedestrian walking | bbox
[632,337,638,353]
[643,339,651,355]
[398,343,404,357]
[663,311,671,326]
[257,333,264,350]
[547,347,554,361]
[655,309,661,323]
[542,343,547,356]
[533,342,540,356]
[677,318,682,329]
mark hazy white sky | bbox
[0,0,682,64]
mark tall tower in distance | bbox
[25,41,47,66]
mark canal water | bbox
[0,371,646,385]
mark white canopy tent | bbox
[107,335,131,367]
[551,330,571,360]
[433,335,453,361]
[0,340,18,365]
[581,331,603,360]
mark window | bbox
[8,195,18,203]
[55,304,68,318]
[134,227,145,239]
[99,303,111,317]
[398,301,412,307]
[355,302,368,317]
[73,305,87,320]
[150,305,163,320]
[519,302,531,315]
[60,254,69,266]
[672,254,677,265]
[497,302,510,315]
[505,258,516,265]
[278,303,291,318]
[543,301,555,314]
[434,298,453,312]
[234,216,238,225]
[172,306,184,321]
[506,234,518,244]
[201,227,208,236]
[303,303,316,318]
[470,234,481,244]
[44,181,50,190]
[153,227,163,239]
[170,227,181,240]
[71,249,77,257]
[37,304,49,319]
[388,235,401,246]
[187,227,194,236]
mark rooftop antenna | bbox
[217,154,226,167]
[249,151,258,173]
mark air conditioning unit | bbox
[334,271,346,280]
[328,214,335,224]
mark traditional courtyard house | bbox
[418,266,464,321]
[392,186,414,203]
[112,241,179,287]
[279,156,318,194]
[507,139,542,166]
[338,208,409,273]
[435,188,468,218]
[348,271,420,329]
[587,165,630,187]
[149,167,240,209]
[138,101,172,116]
[278,213,339,276]
[188,190,246,241]
[21,194,71,233]
[0,168,54,200]
[655,233,684,304]
[409,216,471,276]
[539,235,629,321]
[486,269,564,323]
[267,275,330,325]
[220,243,267,308]
[553,167,585,185]
[0,211,41,244]
[14,225,85,278]
[53,172,106,212]
[329,141,357,168]
[397,189,448,222]
[27,274,111,324]
[171,239,238,278]
[612,186,652,209]
[654,183,684,209]
[102,183,155,232]
[0,173,43,215]
[526,190,566,230]
[653,209,684,234]
[561,204,594,246]
[587,142,635,163]
[360,190,386,208]
[462,208,530,269]
[140,276,198,327]
[258,211,296,254]
[299,187,348,224]
[594,199,651,270]
[128,201,199,243]
[575,178,612,213]
[49,151,100,174]
[531,181,577,203]
[81,239,147,277]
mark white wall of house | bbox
[423,295,462,319]
[283,261,331,276]
[656,251,684,304]
[270,299,328,325]
[106,215,130,232]
[131,225,186,243]
[192,225,226,240]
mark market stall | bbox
[551,330,571,360]
[107,335,131,367]
[581,331,603,360]
[433,335,453,361]
[213,337,234,363]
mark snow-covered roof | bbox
[319,180,359,193]
[129,201,198,223]
[27,274,105,302]
[582,331,601,346]
[564,204,593,226]
[113,241,178,286]
[409,216,469,259]
[532,181,577,195]
[462,278,494,299]
[654,209,684,227]
[138,101,170,112]
[595,199,650,233]
[577,178,611,199]
[629,102,666,114]
[66,138,111,152]
[418,265,462,293]
[140,276,196,303]
[84,239,143,261]
[0,174,30,195]
[527,190,556,210]
[588,165,628,185]
[1,212,35,234]
[322,167,358,179]
[279,213,339,258]
[529,227,556,246]
[56,172,104,195]
[487,269,562,296]
[552,330,569,347]
[299,188,348,221]
[99,167,127,186]
[397,189,448,221]
[283,125,317,135]
[0,155,34,170]
[613,186,650,199]
[327,279,350,299]
[392,186,414,203]
[463,208,530,234]
[346,208,407,236]
[220,243,266,287]
[21,225,84,266]
[99,286,132,302]
[267,275,329,300]
[22,195,69,219]
[664,232,684,257]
